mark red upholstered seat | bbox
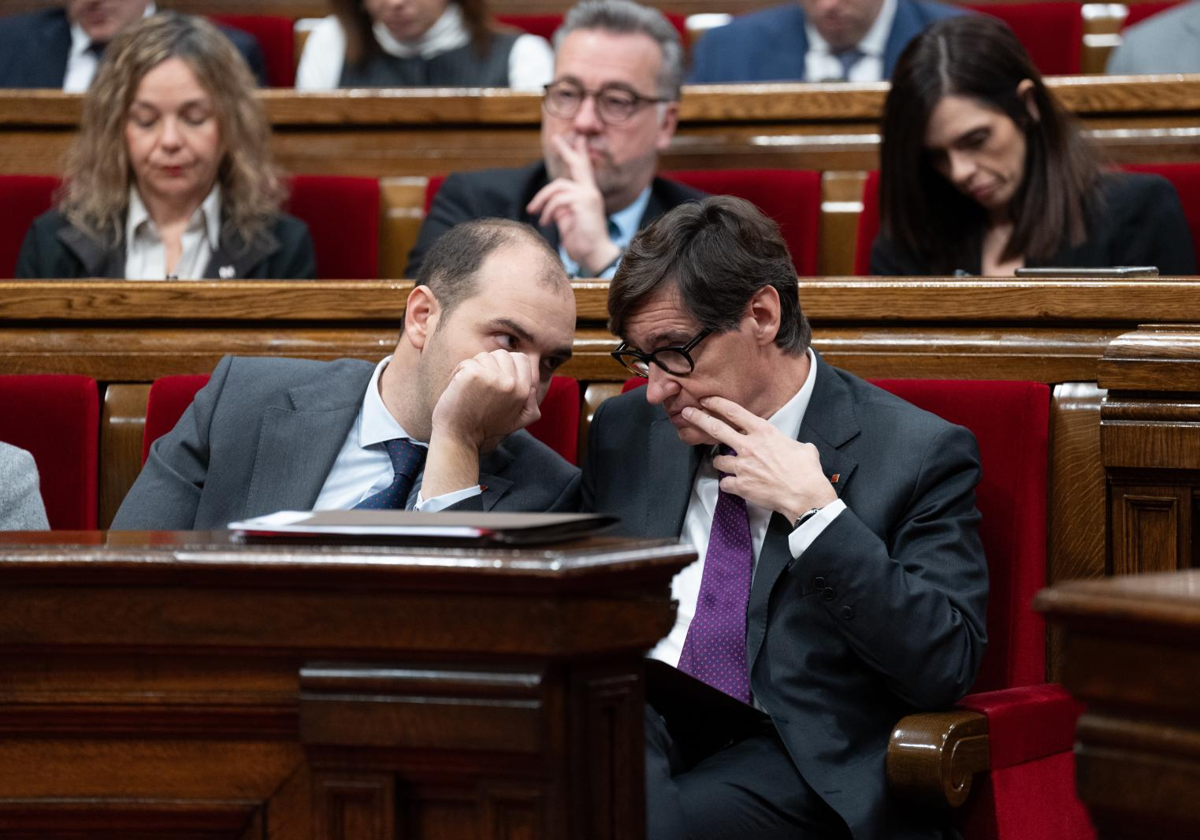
[285,175,381,279]
[1120,162,1200,269]
[208,14,296,87]
[0,174,60,278]
[1122,1,1177,28]
[853,170,881,276]
[965,3,1083,76]
[426,169,822,276]
[495,12,689,45]
[144,374,581,466]
[0,375,99,529]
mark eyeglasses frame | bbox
[611,327,714,378]
[541,80,668,125]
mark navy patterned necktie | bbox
[352,438,427,510]
[677,445,754,703]
[835,47,864,81]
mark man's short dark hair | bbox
[415,218,566,322]
[608,196,810,354]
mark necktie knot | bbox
[716,444,737,481]
[834,47,864,81]
[353,438,427,510]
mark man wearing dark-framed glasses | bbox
[405,0,704,280]
[585,196,987,840]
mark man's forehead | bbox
[554,29,663,86]
[622,290,700,346]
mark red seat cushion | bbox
[208,14,296,87]
[0,175,60,278]
[0,375,99,529]
[285,175,381,279]
[965,3,1083,76]
[854,170,880,276]
[143,375,211,465]
[1121,162,1200,270]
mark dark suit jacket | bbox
[405,161,706,277]
[870,172,1198,276]
[583,354,988,840]
[0,8,268,88]
[15,208,317,280]
[688,1,962,83]
[112,355,582,530]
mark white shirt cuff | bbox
[415,484,483,512]
[787,498,847,559]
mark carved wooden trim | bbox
[886,710,989,808]
[314,774,394,840]
[0,798,260,837]
[1110,489,1187,575]
[99,384,149,530]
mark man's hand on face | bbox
[431,349,541,451]
[526,135,622,276]
[683,396,838,522]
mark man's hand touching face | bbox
[430,349,542,453]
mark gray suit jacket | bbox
[582,354,988,840]
[112,355,581,530]
[0,442,50,530]
[1107,1,1200,74]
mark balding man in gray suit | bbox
[0,442,50,530]
[113,219,580,530]
[1107,1,1200,75]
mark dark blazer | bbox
[688,0,962,83]
[0,8,268,88]
[583,354,988,840]
[405,161,706,277]
[112,355,582,530]
[870,172,1198,276]
[15,208,317,280]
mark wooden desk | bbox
[1035,570,1200,839]
[0,530,693,840]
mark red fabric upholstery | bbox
[1123,2,1177,28]
[965,3,1083,76]
[285,175,381,279]
[495,12,689,45]
[426,170,822,276]
[0,375,99,529]
[527,376,581,464]
[145,374,581,465]
[958,751,1095,840]
[208,14,296,87]
[1121,162,1200,269]
[0,175,60,278]
[143,375,211,465]
[622,378,645,393]
[958,684,1082,769]
[664,169,822,275]
[854,170,880,276]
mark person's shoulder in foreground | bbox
[0,442,51,531]
[1107,1,1200,75]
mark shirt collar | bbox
[126,183,223,251]
[70,2,156,57]
[373,5,469,60]
[608,186,653,248]
[804,0,896,59]
[358,356,428,449]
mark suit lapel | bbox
[242,364,373,518]
[643,415,703,539]
[204,223,280,280]
[477,445,516,511]
[39,11,73,88]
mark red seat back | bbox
[1123,1,1177,28]
[965,3,1083,76]
[285,175,381,279]
[0,175,61,278]
[1121,162,1200,269]
[495,12,689,45]
[208,14,296,87]
[0,375,99,529]
[853,170,881,276]
[424,175,446,215]
[664,169,822,276]
[144,373,581,466]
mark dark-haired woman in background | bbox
[871,14,1195,276]
[17,13,315,280]
[296,0,553,90]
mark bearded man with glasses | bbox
[405,0,703,279]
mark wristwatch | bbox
[793,505,823,529]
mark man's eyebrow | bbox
[490,317,535,344]
[642,330,693,349]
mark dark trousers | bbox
[644,705,851,840]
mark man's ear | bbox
[401,285,440,352]
[746,285,782,348]
[655,101,680,152]
[1017,78,1040,123]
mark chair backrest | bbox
[285,175,381,279]
[0,375,99,529]
[853,170,881,276]
[1123,1,1177,29]
[1120,162,1200,269]
[965,3,1083,76]
[664,169,822,276]
[494,12,689,46]
[0,175,61,278]
[424,175,447,215]
[144,373,582,466]
[208,14,296,87]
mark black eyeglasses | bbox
[542,81,666,125]
[611,328,713,378]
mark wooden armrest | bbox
[886,710,989,808]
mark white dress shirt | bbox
[296,6,554,92]
[649,349,847,666]
[64,3,156,92]
[803,0,897,83]
[124,185,221,281]
[312,356,482,511]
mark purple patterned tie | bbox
[678,444,754,703]
[352,438,427,510]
